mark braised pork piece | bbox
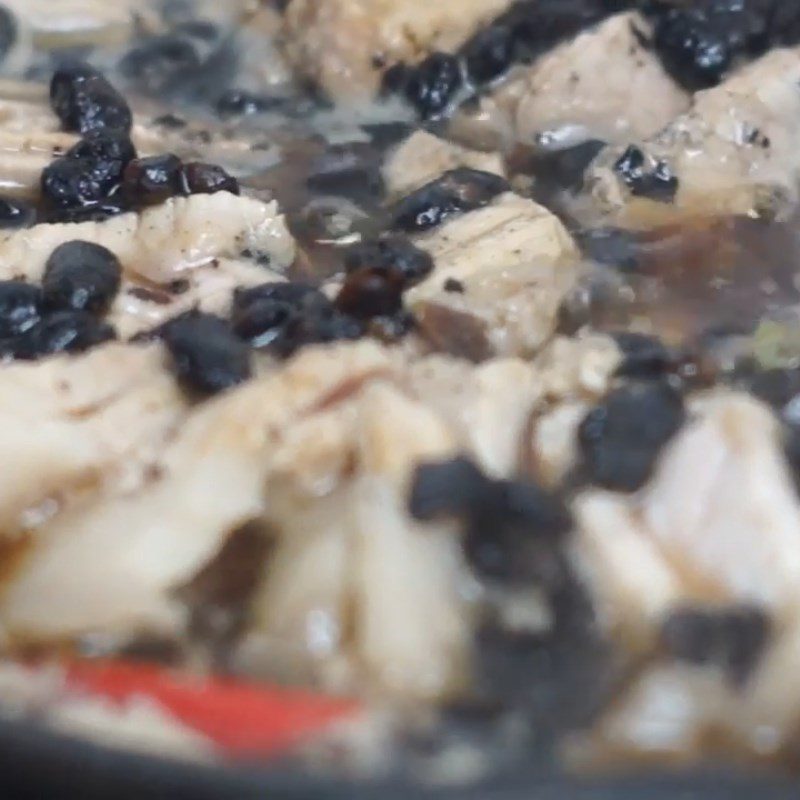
[0,0,798,785]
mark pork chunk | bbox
[383,131,506,198]
[477,12,690,149]
[573,392,800,645]
[283,0,514,103]
[587,48,800,222]
[408,192,579,358]
[0,341,395,640]
[0,343,185,535]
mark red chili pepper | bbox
[63,660,361,757]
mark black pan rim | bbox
[0,717,794,800]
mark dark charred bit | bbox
[13,310,116,360]
[335,268,405,320]
[0,198,34,230]
[391,168,510,232]
[42,241,122,315]
[0,281,41,339]
[127,286,173,306]
[464,24,516,86]
[403,52,463,119]
[343,236,434,288]
[410,456,572,582]
[415,302,494,363]
[49,62,132,135]
[613,332,676,380]
[181,162,240,196]
[660,605,771,685]
[444,278,465,294]
[649,2,769,92]
[578,381,686,492]
[216,89,277,118]
[123,154,185,206]
[162,311,252,396]
[614,145,678,203]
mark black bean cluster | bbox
[613,145,678,203]
[228,236,428,357]
[161,312,252,396]
[50,62,132,135]
[410,456,572,582]
[644,0,776,92]
[39,63,240,223]
[0,240,120,360]
[382,0,629,117]
[391,168,510,232]
[135,235,428,396]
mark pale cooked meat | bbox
[0,341,395,640]
[0,343,185,535]
[478,13,690,149]
[521,334,620,486]
[587,47,800,221]
[283,0,514,103]
[109,259,287,340]
[408,192,579,357]
[383,131,506,198]
[530,400,589,489]
[576,620,800,768]
[0,130,78,198]
[408,355,539,478]
[0,98,62,134]
[573,491,684,645]
[533,333,621,402]
[0,193,296,284]
[640,393,800,610]
[350,383,469,699]
[572,392,800,647]
[249,352,492,699]
[251,358,479,699]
